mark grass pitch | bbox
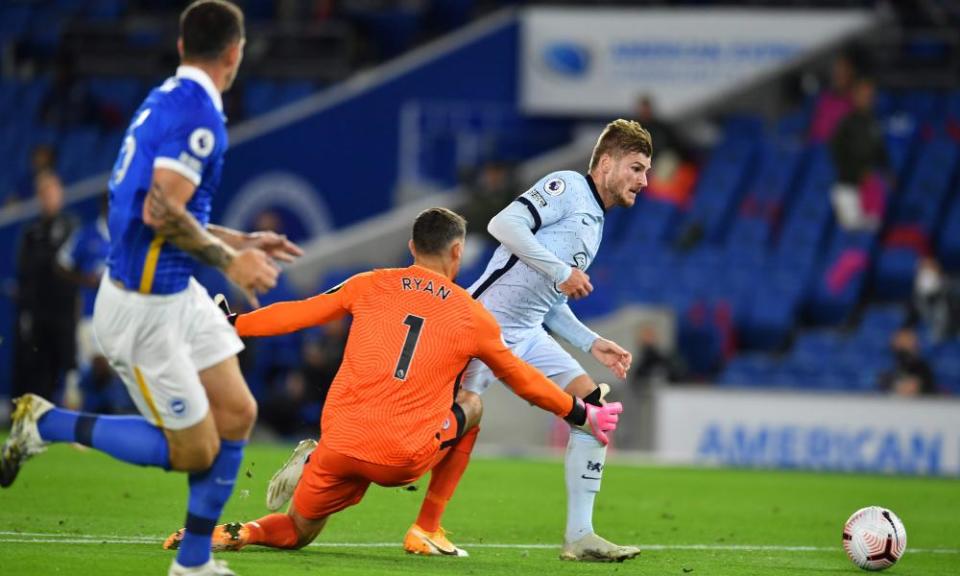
[0,441,957,575]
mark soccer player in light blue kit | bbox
[458,119,651,561]
[0,3,300,575]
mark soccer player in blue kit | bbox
[0,2,301,575]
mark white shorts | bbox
[462,329,585,395]
[92,274,244,430]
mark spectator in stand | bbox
[40,53,102,129]
[879,327,937,396]
[630,323,685,388]
[459,159,518,267]
[809,53,856,143]
[9,145,57,207]
[829,78,888,231]
[12,170,78,402]
[909,257,960,343]
[634,95,697,207]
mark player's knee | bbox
[216,395,257,440]
[171,436,220,472]
[236,395,258,430]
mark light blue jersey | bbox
[106,66,228,295]
[468,170,605,342]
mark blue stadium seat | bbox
[873,248,919,301]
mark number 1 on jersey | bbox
[394,315,424,380]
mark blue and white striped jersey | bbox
[106,66,228,295]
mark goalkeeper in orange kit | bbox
[163,207,623,556]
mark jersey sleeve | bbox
[544,302,599,353]
[516,172,583,230]
[235,272,370,337]
[472,303,575,418]
[153,105,224,186]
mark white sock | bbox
[564,427,606,543]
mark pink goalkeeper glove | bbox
[578,400,623,446]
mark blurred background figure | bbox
[9,145,57,207]
[909,257,960,343]
[634,95,698,208]
[809,53,857,143]
[829,77,889,231]
[461,159,517,243]
[630,323,685,389]
[13,170,77,402]
[879,327,937,396]
[55,193,130,412]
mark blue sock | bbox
[177,439,246,567]
[37,409,170,469]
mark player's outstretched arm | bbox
[208,224,304,263]
[145,168,278,305]
[473,307,622,444]
[544,303,600,352]
[232,274,364,338]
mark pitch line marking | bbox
[0,532,957,554]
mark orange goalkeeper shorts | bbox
[292,406,464,521]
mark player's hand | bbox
[591,338,632,380]
[226,248,279,308]
[246,231,304,263]
[558,268,593,299]
[577,399,623,446]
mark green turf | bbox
[0,442,957,575]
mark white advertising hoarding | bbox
[656,388,960,476]
[521,8,876,118]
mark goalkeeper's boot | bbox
[266,438,317,511]
[0,394,53,487]
[403,524,469,557]
[560,532,641,562]
[164,522,251,552]
[168,558,236,576]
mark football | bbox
[843,506,908,571]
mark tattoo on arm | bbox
[147,181,235,270]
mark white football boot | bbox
[266,438,317,511]
[0,393,53,487]
[560,532,641,562]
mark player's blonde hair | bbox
[588,119,653,171]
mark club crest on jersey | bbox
[586,460,603,473]
[189,127,215,158]
[544,178,566,196]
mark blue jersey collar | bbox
[176,65,223,113]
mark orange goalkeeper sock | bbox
[416,426,480,532]
[245,513,300,549]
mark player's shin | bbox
[416,426,480,532]
[38,408,171,468]
[243,513,301,548]
[564,428,606,543]
[176,439,246,567]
